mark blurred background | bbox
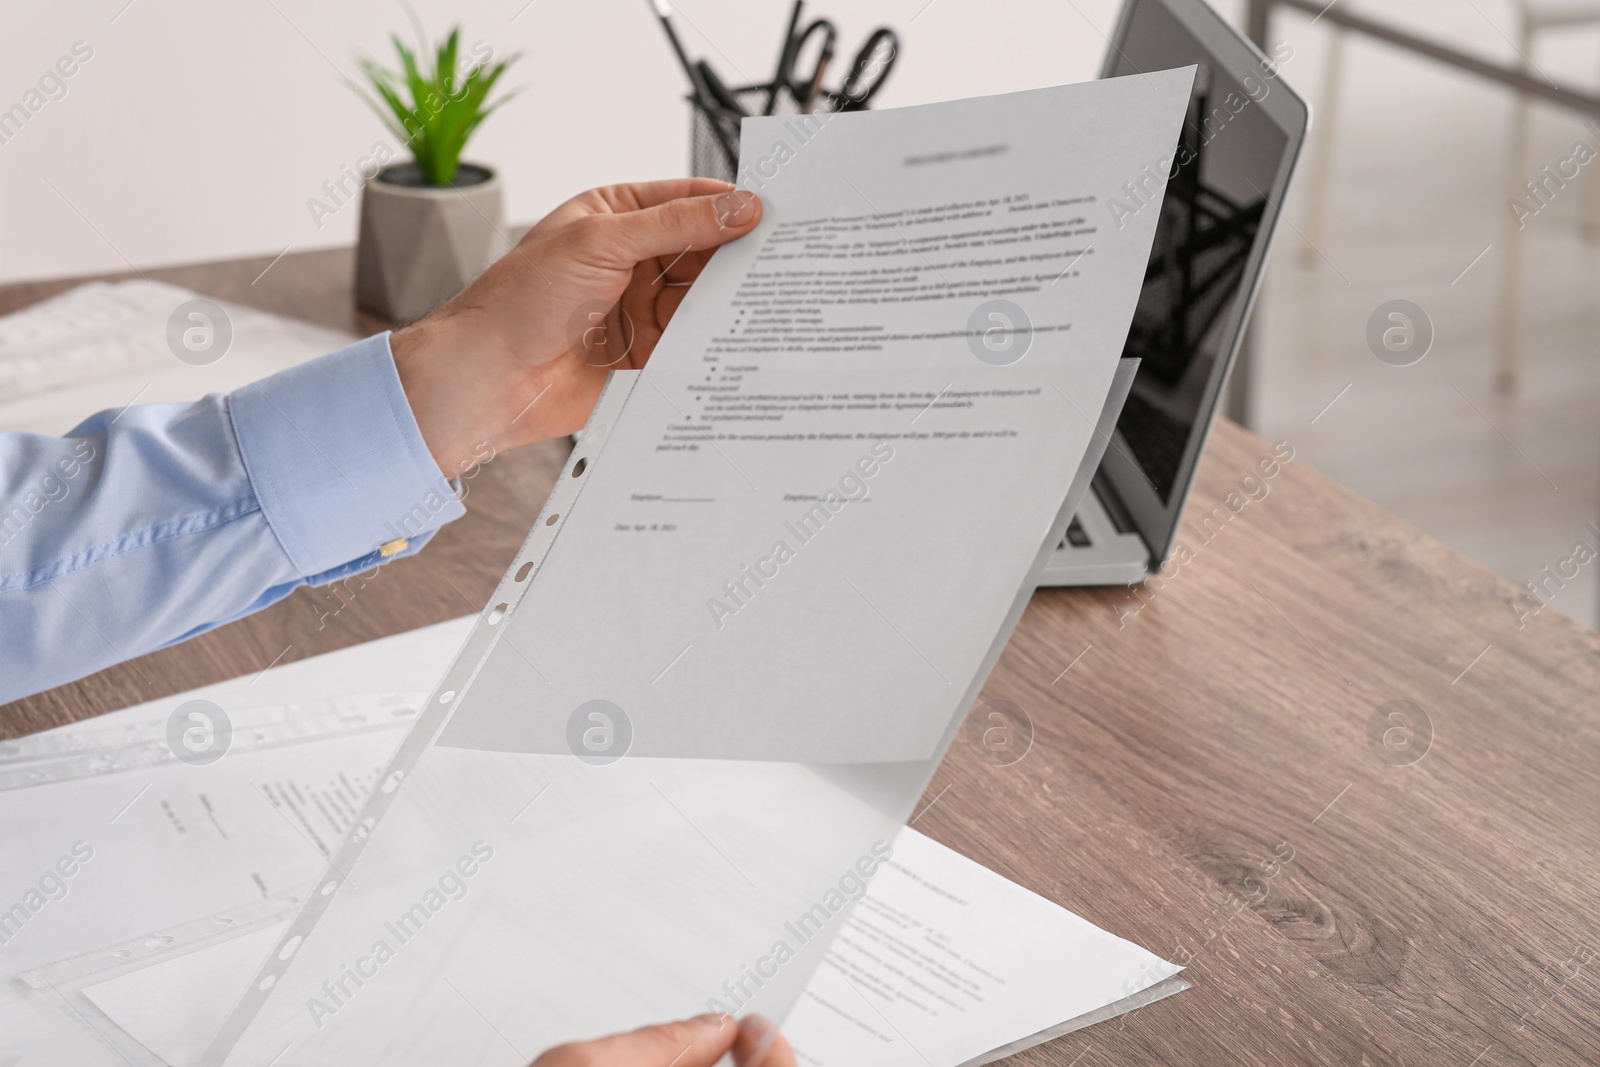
[4,0,1597,626]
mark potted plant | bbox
[352,24,520,323]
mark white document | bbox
[204,73,1196,1066]
[0,703,409,977]
[784,829,1184,1066]
[0,620,469,979]
[0,280,353,436]
[0,622,1184,1065]
[66,828,1181,1067]
[439,70,1198,765]
[0,622,471,1065]
[82,922,290,1067]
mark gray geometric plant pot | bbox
[355,162,509,324]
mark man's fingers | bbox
[734,1015,797,1067]
[652,283,692,332]
[533,1014,737,1067]
[661,246,718,286]
[592,188,763,265]
[530,179,742,245]
[526,1013,799,1067]
[710,188,761,230]
[594,178,742,212]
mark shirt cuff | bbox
[228,332,466,577]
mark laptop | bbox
[1038,0,1309,587]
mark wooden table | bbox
[4,251,1598,1066]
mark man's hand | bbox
[391,179,761,478]
[530,1013,796,1067]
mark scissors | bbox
[777,18,838,112]
[827,27,899,112]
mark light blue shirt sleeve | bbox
[0,332,467,705]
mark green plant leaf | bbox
[355,59,415,142]
[349,23,521,186]
[439,27,460,99]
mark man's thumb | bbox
[600,188,762,262]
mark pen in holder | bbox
[689,85,846,183]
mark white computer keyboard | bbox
[0,281,355,436]
[0,282,179,401]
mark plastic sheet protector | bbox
[201,71,1196,1064]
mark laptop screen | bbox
[1103,0,1298,508]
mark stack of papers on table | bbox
[0,620,1183,1066]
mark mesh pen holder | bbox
[689,84,850,183]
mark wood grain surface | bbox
[2,251,1596,1066]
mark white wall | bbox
[1,0,1118,283]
